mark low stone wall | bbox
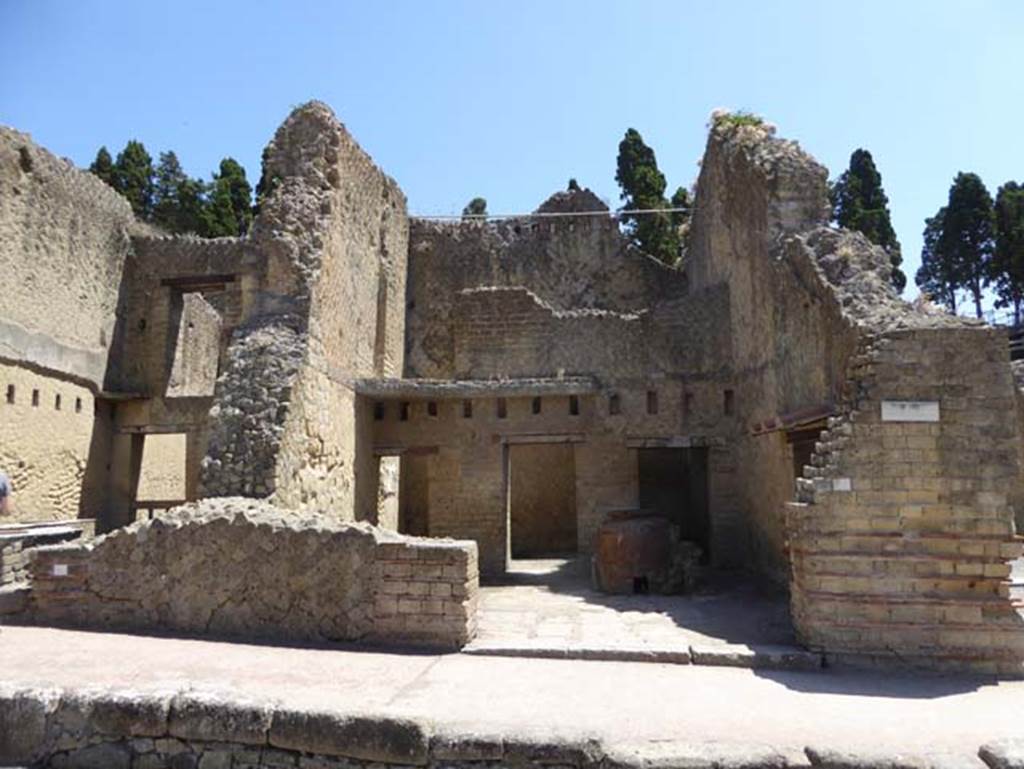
[16,498,477,649]
[0,520,92,587]
[1,684,1020,769]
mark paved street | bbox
[467,558,797,661]
[2,625,1022,765]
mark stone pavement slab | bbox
[1,625,1023,766]
[466,558,816,669]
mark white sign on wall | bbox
[881,400,940,423]
[52,563,68,577]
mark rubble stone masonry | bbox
[17,497,478,649]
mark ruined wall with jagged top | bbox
[0,128,139,522]
[405,190,686,379]
[199,102,408,520]
[685,115,1024,671]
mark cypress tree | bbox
[939,172,995,319]
[89,147,116,188]
[670,186,691,229]
[830,149,905,292]
[916,207,957,314]
[114,140,155,220]
[992,181,1024,325]
[204,158,252,236]
[615,128,679,266]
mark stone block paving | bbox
[464,558,821,669]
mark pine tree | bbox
[204,158,252,236]
[202,181,239,237]
[916,207,957,313]
[152,151,188,232]
[89,147,116,188]
[462,197,487,219]
[175,177,209,236]
[830,149,905,292]
[615,128,679,265]
[992,181,1024,325]
[939,172,995,319]
[113,140,155,220]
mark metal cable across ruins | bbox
[2,102,1024,763]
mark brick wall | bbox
[787,328,1024,674]
[372,538,478,646]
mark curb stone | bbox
[979,740,1024,769]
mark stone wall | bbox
[136,433,188,501]
[0,128,137,524]
[787,327,1024,674]
[0,362,99,521]
[17,498,478,649]
[200,102,409,522]
[0,520,91,587]
[368,384,738,575]
[509,443,577,556]
[0,127,135,388]
[405,192,686,379]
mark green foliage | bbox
[713,110,764,129]
[462,197,488,219]
[207,157,253,236]
[992,181,1024,324]
[152,151,189,231]
[830,149,905,292]
[89,141,252,236]
[670,186,691,228]
[916,207,957,313]
[89,147,115,187]
[174,177,209,235]
[938,172,994,318]
[615,128,680,266]
[253,146,279,216]
[113,140,155,219]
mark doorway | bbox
[637,447,710,559]
[508,443,577,558]
[398,452,431,536]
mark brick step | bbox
[795,574,1007,598]
[786,532,1011,548]
[793,557,1012,579]
[791,547,1016,564]
[792,586,1015,606]
[794,598,1023,628]
[789,518,1015,537]
[800,623,1024,654]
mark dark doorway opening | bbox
[508,443,577,558]
[637,447,710,560]
[786,428,819,493]
[398,453,430,536]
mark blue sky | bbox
[2,1,1022,300]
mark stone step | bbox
[461,640,823,671]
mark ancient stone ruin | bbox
[1,102,1022,676]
